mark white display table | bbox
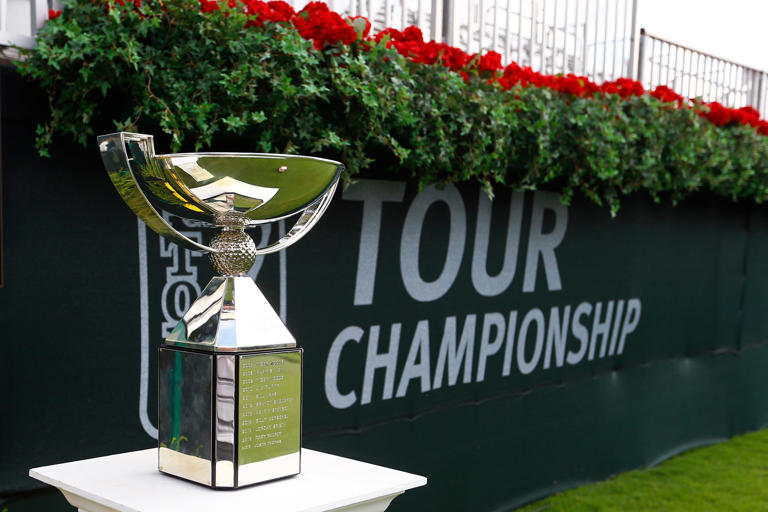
[29,448,427,512]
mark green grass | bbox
[515,428,768,511]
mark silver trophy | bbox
[98,132,342,488]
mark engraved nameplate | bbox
[238,351,301,469]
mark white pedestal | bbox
[29,448,427,512]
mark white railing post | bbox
[33,0,47,33]
[1,0,9,33]
[627,0,639,79]
[430,0,443,41]
[636,27,645,84]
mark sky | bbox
[637,0,768,71]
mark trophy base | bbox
[157,345,302,488]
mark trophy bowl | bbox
[98,132,343,488]
[99,133,342,254]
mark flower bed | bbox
[19,0,768,213]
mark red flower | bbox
[242,0,294,27]
[618,78,645,97]
[735,106,760,126]
[502,62,522,84]
[400,26,423,42]
[700,102,764,128]
[374,27,400,43]
[650,85,684,105]
[267,1,295,21]
[477,51,502,73]
[48,8,61,19]
[200,0,219,12]
[702,102,730,126]
[601,78,644,98]
[555,75,589,97]
[440,45,472,70]
[292,2,356,50]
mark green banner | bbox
[2,65,768,511]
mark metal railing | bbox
[453,0,639,82]
[292,0,639,83]
[638,29,767,116]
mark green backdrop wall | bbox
[3,65,768,511]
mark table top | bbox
[29,448,427,512]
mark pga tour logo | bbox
[135,180,642,437]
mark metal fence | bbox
[295,0,639,83]
[453,0,638,82]
[638,29,767,115]
[3,0,767,116]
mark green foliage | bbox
[514,427,768,511]
[18,0,768,213]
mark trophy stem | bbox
[165,276,296,352]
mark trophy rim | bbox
[155,152,344,167]
[154,151,345,226]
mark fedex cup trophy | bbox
[98,132,342,488]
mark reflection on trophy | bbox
[98,132,342,488]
